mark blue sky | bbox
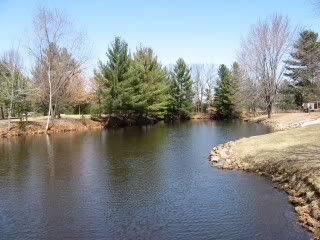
[0,0,319,74]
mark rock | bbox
[295,205,309,215]
[307,191,315,200]
[210,155,220,162]
[220,149,228,158]
[272,176,284,182]
[225,158,231,164]
[310,201,320,220]
[288,196,305,205]
[307,216,320,228]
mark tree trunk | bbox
[0,105,4,119]
[46,66,52,132]
[7,91,14,131]
[25,111,28,123]
[50,103,55,120]
[267,103,272,118]
[46,96,52,131]
[7,70,15,131]
[7,106,12,131]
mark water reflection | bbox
[46,134,55,177]
[0,121,311,240]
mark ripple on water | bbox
[0,121,311,240]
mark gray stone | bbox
[210,155,220,162]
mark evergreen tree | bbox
[124,47,170,118]
[0,55,29,121]
[168,58,194,119]
[213,64,236,119]
[95,37,131,114]
[285,30,320,106]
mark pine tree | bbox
[213,64,236,119]
[125,47,170,118]
[168,58,194,119]
[285,30,320,106]
[94,37,131,114]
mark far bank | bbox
[0,115,103,138]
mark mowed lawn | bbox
[234,124,320,179]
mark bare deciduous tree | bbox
[204,64,216,108]
[191,64,216,113]
[28,7,87,131]
[192,64,204,113]
[64,75,93,116]
[238,14,292,118]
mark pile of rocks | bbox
[208,140,252,171]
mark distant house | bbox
[302,101,320,112]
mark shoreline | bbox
[0,115,197,139]
[0,118,103,138]
[243,112,320,131]
[209,113,320,237]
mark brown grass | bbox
[210,124,320,233]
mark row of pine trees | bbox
[3,9,320,125]
[94,37,194,120]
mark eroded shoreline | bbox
[0,118,103,138]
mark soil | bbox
[0,117,102,138]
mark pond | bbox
[0,120,311,239]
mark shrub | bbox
[90,104,101,119]
[277,96,297,111]
[17,119,27,131]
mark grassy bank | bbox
[0,115,102,138]
[209,123,320,235]
[244,112,320,131]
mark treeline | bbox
[233,14,320,118]
[1,8,320,131]
[0,51,29,122]
[191,14,320,119]
[283,30,320,108]
[0,8,93,130]
[93,37,194,121]
[0,47,90,119]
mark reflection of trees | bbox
[213,120,270,142]
[102,123,169,183]
[99,123,170,229]
[0,137,30,187]
[43,133,91,181]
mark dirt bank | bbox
[0,117,102,138]
[191,113,212,120]
[209,124,320,236]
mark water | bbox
[0,120,311,240]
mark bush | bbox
[17,119,27,131]
[74,103,91,115]
[90,104,101,119]
[277,95,297,111]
